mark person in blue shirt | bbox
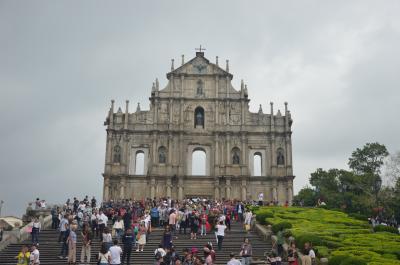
[150,207,160,227]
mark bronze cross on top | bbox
[195,45,206,53]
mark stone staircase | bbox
[0,221,272,265]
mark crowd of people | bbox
[22,196,259,265]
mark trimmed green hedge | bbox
[271,221,292,233]
[255,210,274,225]
[373,225,399,234]
[256,207,400,265]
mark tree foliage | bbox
[348,142,388,175]
[296,142,400,220]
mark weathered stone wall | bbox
[102,52,294,203]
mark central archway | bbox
[192,148,206,175]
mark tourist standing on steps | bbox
[98,243,111,265]
[190,212,199,240]
[29,244,40,265]
[240,238,252,265]
[216,220,227,251]
[276,227,284,257]
[169,210,177,238]
[122,228,134,265]
[287,242,299,265]
[31,217,41,245]
[80,225,92,264]
[200,212,207,236]
[98,210,108,241]
[103,227,113,251]
[227,252,241,265]
[136,222,146,252]
[162,225,173,249]
[113,216,124,241]
[109,240,123,265]
[15,245,30,265]
[67,224,77,264]
[59,220,70,259]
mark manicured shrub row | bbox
[254,207,400,265]
[373,224,399,234]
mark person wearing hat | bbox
[226,252,241,265]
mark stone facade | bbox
[102,51,294,204]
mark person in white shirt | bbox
[113,216,125,240]
[226,252,241,265]
[29,244,40,265]
[97,211,108,241]
[109,240,123,265]
[154,244,167,257]
[216,221,227,251]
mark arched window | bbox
[277,148,285,165]
[135,151,145,175]
[231,147,241,164]
[194,107,205,128]
[113,145,121,163]
[253,152,262,176]
[192,148,206,175]
[158,146,167,164]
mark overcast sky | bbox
[1,1,399,217]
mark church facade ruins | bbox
[102,50,294,204]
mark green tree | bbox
[348,142,388,175]
[293,186,317,206]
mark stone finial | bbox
[155,78,159,90]
[111,99,115,111]
[125,100,129,110]
[117,107,122,113]
[270,102,274,115]
[171,59,174,71]
[181,54,184,65]
[277,109,282,116]
[136,103,141,112]
[285,102,288,113]
[241,79,244,90]
[216,56,219,66]
[226,59,229,72]
[258,104,263,114]
[151,82,156,91]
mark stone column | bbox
[226,134,231,165]
[272,179,278,202]
[286,179,293,205]
[226,177,231,199]
[168,133,173,164]
[166,178,172,197]
[124,100,129,129]
[241,179,247,201]
[120,176,126,199]
[178,178,184,200]
[103,176,110,201]
[150,177,156,199]
[214,178,220,199]
[214,134,219,175]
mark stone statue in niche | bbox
[196,80,203,95]
[113,145,121,163]
[233,150,240,164]
[159,148,166,163]
[277,149,285,165]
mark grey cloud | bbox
[1,0,399,216]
